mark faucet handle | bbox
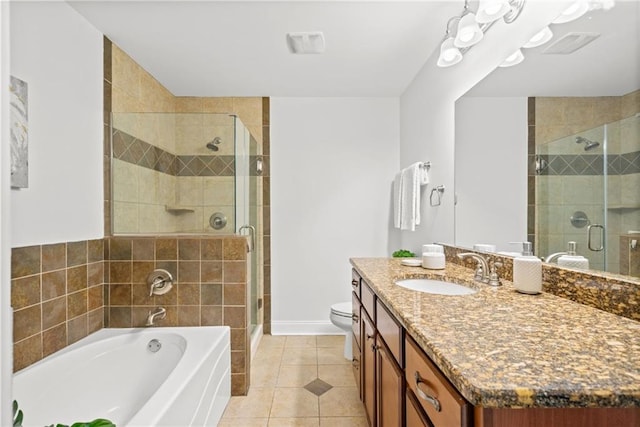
[473,263,484,281]
[488,260,503,287]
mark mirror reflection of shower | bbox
[206,136,222,151]
[575,136,600,151]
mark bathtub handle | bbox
[148,269,173,296]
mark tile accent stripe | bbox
[536,151,640,176]
[112,128,236,177]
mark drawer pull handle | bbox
[351,279,359,287]
[352,313,359,322]
[414,372,441,412]
[371,343,379,352]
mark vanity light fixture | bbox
[436,0,526,68]
[522,26,553,49]
[552,0,616,24]
[498,49,524,67]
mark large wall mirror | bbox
[455,1,639,279]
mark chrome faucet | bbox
[457,253,502,286]
[146,307,166,326]
[544,252,567,263]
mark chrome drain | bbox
[147,339,162,353]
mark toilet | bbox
[330,301,353,360]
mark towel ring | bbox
[430,185,445,207]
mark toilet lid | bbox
[331,302,352,316]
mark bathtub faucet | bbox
[146,307,167,326]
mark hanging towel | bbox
[400,162,424,231]
[393,172,402,229]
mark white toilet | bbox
[329,301,353,360]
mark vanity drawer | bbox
[405,335,472,427]
[351,269,361,297]
[361,280,376,319]
[376,299,403,366]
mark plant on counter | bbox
[392,249,415,258]
[13,400,115,427]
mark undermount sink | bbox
[395,279,477,296]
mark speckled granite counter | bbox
[350,258,640,409]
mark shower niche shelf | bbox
[607,204,640,211]
[165,205,195,214]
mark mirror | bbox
[454,1,640,278]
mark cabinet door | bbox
[352,332,362,399]
[376,337,404,427]
[352,292,361,348]
[362,311,376,427]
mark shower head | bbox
[575,136,600,151]
[206,137,222,152]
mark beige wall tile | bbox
[112,45,141,99]
[113,201,139,233]
[233,97,263,126]
[202,97,234,113]
[175,97,204,113]
[204,177,234,206]
[113,160,139,203]
[176,177,204,206]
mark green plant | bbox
[48,420,115,427]
[13,399,114,427]
[392,249,415,258]
[13,400,23,427]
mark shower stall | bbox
[536,113,640,275]
[110,111,263,339]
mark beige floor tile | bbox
[251,362,281,387]
[260,335,287,349]
[218,417,269,427]
[268,417,320,427]
[317,364,357,387]
[281,347,318,365]
[285,336,318,348]
[270,388,320,418]
[277,364,318,387]
[316,335,345,348]
[222,387,275,418]
[253,346,285,366]
[319,417,368,426]
[317,346,350,365]
[319,387,365,417]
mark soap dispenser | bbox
[512,242,542,294]
[557,241,590,270]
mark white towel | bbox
[399,162,422,231]
[393,172,402,229]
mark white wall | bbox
[455,97,528,251]
[271,98,400,334]
[10,2,103,247]
[1,2,12,423]
[399,1,570,254]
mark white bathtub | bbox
[13,327,231,427]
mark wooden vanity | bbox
[350,259,640,427]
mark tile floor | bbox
[219,335,367,426]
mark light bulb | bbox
[454,13,484,48]
[437,37,463,67]
[552,0,589,24]
[476,0,511,23]
[499,49,524,67]
[522,26,553,48]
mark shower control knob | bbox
[209,212,227,230]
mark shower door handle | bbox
[588,224,605,252]
[239,225,256,253]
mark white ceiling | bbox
[67,0,640,98]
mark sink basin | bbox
[395,279,477,296]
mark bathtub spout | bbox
[146,307,167,326]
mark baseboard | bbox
[270,321,344,335]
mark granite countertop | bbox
[350,257,640,409]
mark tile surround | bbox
[12,235,252,395]
[11,239,106,371]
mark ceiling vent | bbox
[542,32,600,55]
[286,32,325,54]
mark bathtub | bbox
[13,327,230,427]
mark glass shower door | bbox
[234,117,260,338]
[536,124,608,271]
